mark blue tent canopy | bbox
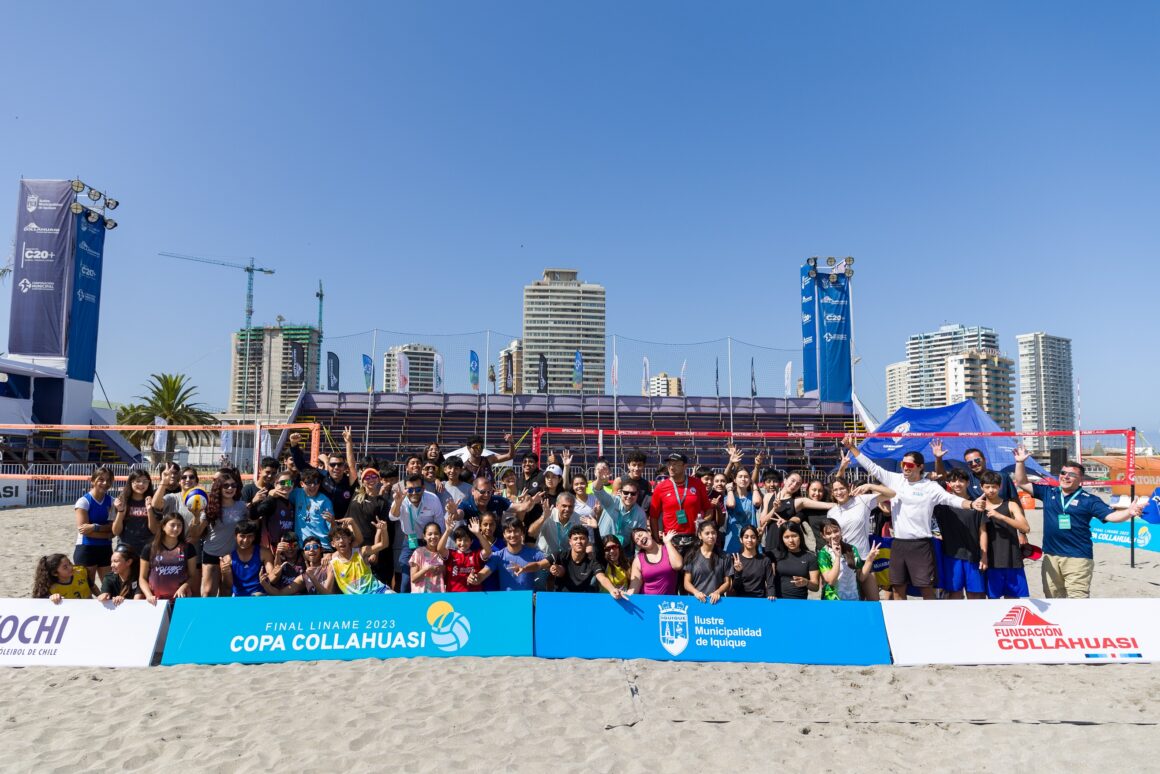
[856,400,1047,476]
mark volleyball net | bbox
[531,426,1138,488]
[0,422,322,482]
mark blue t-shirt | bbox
[486,545,545,591]
[459,494,512,520]
[722,494,757,554]
[1033,483,1114,559]
[291,488,334,551]
[1140,487,1160,525]
[75,492,113,547]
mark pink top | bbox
[638,543,678,595]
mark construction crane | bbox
[158,252,275,427]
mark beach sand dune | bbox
[2,504,1158,773]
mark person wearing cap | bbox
[842,434,986,600]
[1013,445,1143,598]
[648,452,713,554]
[345,466,393,588]
[522,462,567,529]
[288,427,357,519]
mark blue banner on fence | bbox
[534,594,891,665]
[162,592,534,665]
[1091,519,1159,553]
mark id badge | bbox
[407,535,420,549]
[676,509,688,526]
[1057,513,1071,531]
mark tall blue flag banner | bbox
[468,350,480,391]
[326,352,340,390]
[65,213,105,381]
[800,264,818,395]
[818,272,852,402]
[572,350,583,390]
[10,180,75,357]
[361,354,373,392]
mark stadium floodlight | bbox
[70,179,85,193]
[104,218,118,230]
[69,202,84,215]
[808,268,817,278]
[845,256,855,265]
[85,209,100,223]
[826,256,837,267]
[103,197,119,210]
[807,256,818,267]
[86,188,103,202]
[845,268,854,278]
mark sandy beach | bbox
[2,503,1158,773]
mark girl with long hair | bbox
[730,525,775,599]
[817,518,881,601]
[683,519,732,603]
[97,548,143,604]
[74,467,116,584]
[771,521,819,600]
[200,467,248,597]
[111,468,156,554]
[33,554,95,603]
[139,512,198,603]
[628,528,685,596]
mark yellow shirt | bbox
[330,552,389,595]
[50,566,92,599]
[605,562,629,590]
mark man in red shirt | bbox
[649,453,712,554]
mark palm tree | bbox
[117,373,219,464]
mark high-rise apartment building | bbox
[646,372,684,397]
[945,349,1016,431]
[905,324,1000,408]
[498,339,523,395]
[885,361,910,416]
[1016,332,1075,452]
[382,343,438,393]
[229,324,320,416]
[521,269,606,395]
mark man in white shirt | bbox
[390,473,447,592]
[843,434,985,600]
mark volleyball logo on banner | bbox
[427,601,472,653]
[468,350,480,391]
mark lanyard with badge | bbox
[406,501,421,549]
[672,480,690,525]
[1057,488,1082,530]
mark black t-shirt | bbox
[773,550,817,600]
[240,482,262,505]
[731,554,775,598]
[986,500,1023,569]
[549,547,604,592]
[523,478,561,526]
[760,500,798,555]
[100,572,141,598]
[249,495,295,547]
[934,504,985,562]
[685,550,732,595]
[118,498,154,554]
[800,506,831,539]
[345,495,388,547]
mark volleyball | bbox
[426,602,471,653]
[184,487,208,513]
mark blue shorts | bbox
[986,567,1029,599]
[940,557,985,593]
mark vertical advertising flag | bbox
[326,352,340,390]
[750,357,757,398]
[469,351,480,392]
[784,361,793,398]
[152,417,168,453]
[220,429,234,455]
[501,351,512,393]
[715,358,720,398]
[572,350,584,390]
[679,359,687,394]
[290,343,306,382]
[642,356,650,396]
[537,354,548,393]
[818,273,853,403]
[65,212,105,381]
[800,264,818,396]
[434,353,445,393]
[9,180,75,357]
[397,352,411,392]
[361,354,373,393]
[610,353,619,394]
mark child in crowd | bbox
[437,519,491,592]
[409,522,446,593]
[140,513,198,603]
[292,469,335,551]
[730,525,775,599]
[74,467,116,585]
[33,554,96,603]
[111,468,155,554]
[934,469,989,600]
[327,520,392,595]
[982,470,1031,599]
[817,519,880,601]
[229,520,270,597]
[98,548,142,604]
[684,519,732,603]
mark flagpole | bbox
[612,335,620,474]
[484,330,491,446]
[363,328,377,459]
[727,337,734,439]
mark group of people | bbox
[34,428,1141,605]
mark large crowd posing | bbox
[34,428,1145,606]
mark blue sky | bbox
[1,2,1157,436]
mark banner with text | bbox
[534,595,891,665]
[1090,519,1160,554]
[882,598,1160,665]
[817,271,852,403]
[800,265,818,395]
[161,592,533,665]
[0,599,166,667]
[65,213,105,381]
[9,180,75,357]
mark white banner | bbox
[882,598,1160,665]
[0,480,28,508]
[0,599,168,667]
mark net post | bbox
[310,423,322,468]
[1130,426,1137,570]
[252,421,262,479]
[532,428,541,461]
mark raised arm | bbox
[342,427,357,486]
[487,432,516,465]
[1012,444,1034,494]
[930,439,948,481]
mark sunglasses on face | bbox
[1059,471,1081,479]
[966,458,984,466]
[328,461,345,467]
[181,475,197,481]
[276,479,293,487]
[900,462,918,470]
[222,482,238,489]
[303,543,322,551]
[406,487,424,494]
[621,490,638,497]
